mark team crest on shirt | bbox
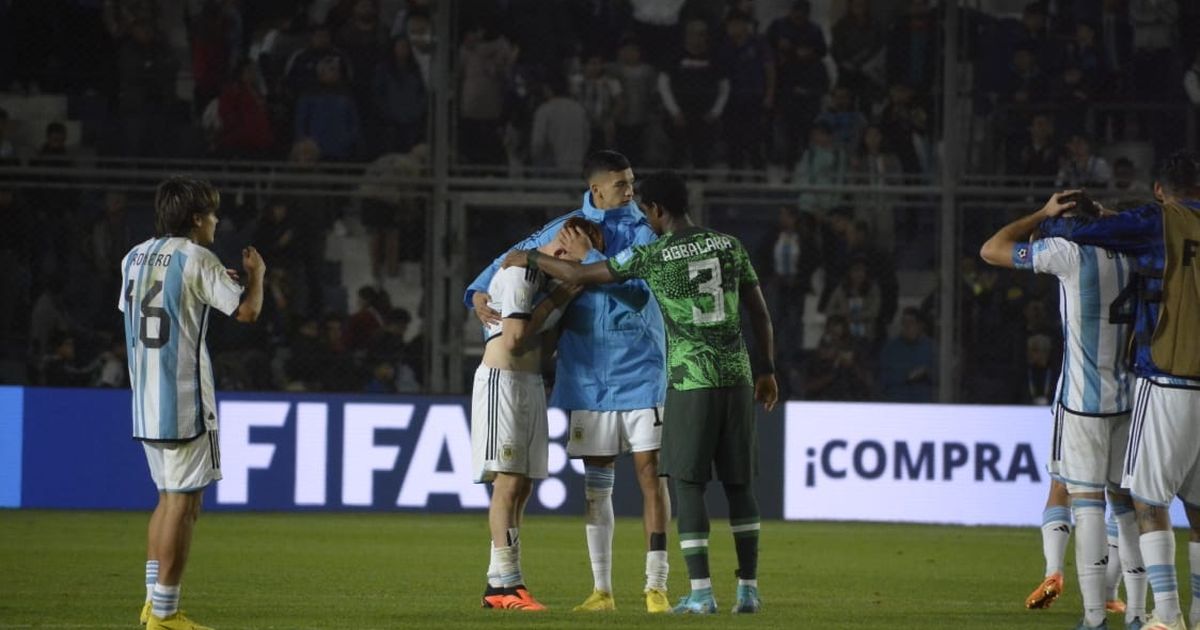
[500,443,515,463]
[572,426,584,441]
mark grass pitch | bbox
[0,510,1192,629]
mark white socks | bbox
[1114,508,1147,622]
[150,583,180,619]
[584,465,615,593]
[1189,541,1200,628]
[1142,530,1181,623]
[1072,499,1107,627]
[488,545,521,588]
[645,550,668,591]
[1042,506,1072,576]
[144,560,158,602]
[1105,513,1122,600]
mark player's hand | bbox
[1041,190,1080,217]
[550,282,583,307]
[560,226,592,260]
[501,250,528,269]
[225,268,240,283]
[754,373,779,412]
[242,246,266,279]
[472,291,500,326]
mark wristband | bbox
[527,250,541,271]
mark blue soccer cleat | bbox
[672,588,717,614]
[732,584,760,613]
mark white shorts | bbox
[470,366,548,483]
[1123,377,1200,507]
[566,406,663,458]
[1049,405,1129,494]
[143,431,222,493]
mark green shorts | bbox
[660,386,757,483]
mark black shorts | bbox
[660,386,757,483]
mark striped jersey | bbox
[118,237,243,441]
[481,266,562,343]
[1014,237,1133,414]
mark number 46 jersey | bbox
[607,226,758,391]
[118,237,243,442]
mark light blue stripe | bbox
[1071,498,1106,510]
[1080,249,1101,411]
[158,252,186,441]
[1112,254,1128,410]
[1043,506,1071,525]
[1106,521,1119,537]
[1112,502,1134,515]
[0,387,23,507]
[1059,283,1072,409]
[1148,565,1178,591]
[121,249,139,435]
[135,239,168,439]
[1191,574,1200,595]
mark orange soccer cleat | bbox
[1025,572,1065,609]
[481,585,547,611]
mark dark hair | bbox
[636,170,689,218]
[545,71,569,96]
[1155,150,1200,197]
[46,122,66,136]
[155,176,220,237]
[582,150,631,181]
[561,216,606,252]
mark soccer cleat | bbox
[572,589,615,612]
[732,584,761,614]
[645,588,670,613]
[481,585,546,611]
[1125,618,1144,630]
[1108,600,1128,614]
[146,611,213,630]
[672,589,717,614]
[1140,615,1187,630]
[1026,572,1065,609]
[140,601,151,624]
[1072,619,1108,629]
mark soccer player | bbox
[982,190,1150,629]
[465,151,671,612]
[1046,151,1200,630]
[473,218,602,611]
[501,170,778,614]
[120,177,265,630]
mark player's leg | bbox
[567,408,620,610]
[1028,406,1071,609]
[1111,489,1147,625]
[141,443,167,625]
[664,389,719,614]
[715,386,761,614]
[1069,488,1108,628]
[673,477,716,613]
[1104,509,1125,613]
[487,473,525,587]
[1185,503,1200,630]
[626,406,670,611]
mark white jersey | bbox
[481,266,562,343]
[119,237,243,441]
[1025,237,1133,415]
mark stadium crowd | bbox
[0,0,1197,403]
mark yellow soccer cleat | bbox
[146,611,213,630]
[1025,572,1064,609]
[573,589,615,612]
[645,588,670,613]
[140,601,151,624]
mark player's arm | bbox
[1059,202,1161,256]
[464,218,566,321]
[235,247,266,323]
[741,274,779,412]
[980,191,1077,268]
[502,283,580,352]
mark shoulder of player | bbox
[493,265,537,288]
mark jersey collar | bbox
[582,192,643,222]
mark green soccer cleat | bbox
[732,584,760,614]
[146,611,213,630]
[672,589,717,614]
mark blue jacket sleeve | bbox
[1065,204,1160,257]
[462,218,566,309]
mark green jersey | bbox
[607,225,759,390]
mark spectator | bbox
[1008,113,1059,178]
[875,82,919,166]
[824,257,882,343]
[285,317,328,390]
[1064,22,1106,87]
[1003,47,1049,105]
[530,73,590,172]
[1014,0,1060,75]
[885,0,937,93]
[1021,333,1059,405]
[343,286,387,353]
[658,19,729,170]
[756,205,819,397]
[1111,156,1151,194]
[772,35,828,172]
[816,84,868,149]
[365,361,398,393]
[370,36,427,154]
[1184,50,1200,109]
[849,125,902,248]
[1129,0,1180,99]
[571,51,623,153]
[366,307,420,392]
[612,38,656,165]
[294,56,362,160]
[40,332,92,387]
[29,276,77,360]
[765,0,827,62]
[831,0,885,104]
[877,307,935,402]
[94,337,128,388]
[359,144,429,278]
[117,21,178,157]
[627,0,687,69]
[399,9,433,87]
[187,0,237,110]
[82,191,133,324]
[845,219,899,345]
[1056,133,1112,188]
[804,314,873,401]
[217,60,275,158]
[794,122,846,213]
[903,105,938,179]
[335,0,389,106]
[0,187,34,355]
[718,10,772,174]
[457,19,516,166]
[1097,0,1134,95]
[284,25,354,98]
[0,108,13,159]
[1050,64,1094,110]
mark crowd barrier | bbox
[1,387,1186,526]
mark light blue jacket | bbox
[464,192,666,411]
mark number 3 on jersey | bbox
[126,280,171,349]
[688,257,725,324]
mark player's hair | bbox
[1155,149,1200,197]
[561,216,605,252]
[582,150,631,182]
[155,176,220,237]
[637,170,689,218]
